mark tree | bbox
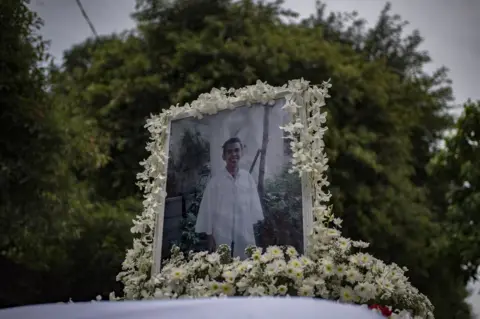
[0,1,72,294]
[8,0,472,317]
[430,100,480,282]
[301,3,471,317]
[66,0,455,314]
[0,1,135,306]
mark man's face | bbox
[223,142,242,167]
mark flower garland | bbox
[115,79,435,319]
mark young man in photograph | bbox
[195,137,264,259]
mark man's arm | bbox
[195,180,216,251]
[248,174,266,246]
[249,174,264,223]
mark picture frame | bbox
[153,92,313,274]
[128,79,325,277]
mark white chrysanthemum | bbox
[285,246,298,257]
[354,282,377,301]
[345,267,363,284]
[220,282,236,296]
[169,267,187,281]
[266,246,284,259]
[335,263,347,277]
[247,285,266,296]
[277,285,288,295]
[251,248,262,262]
[288,258,303,270]
[320,258,335,277]
[222,270,237,283]
[298,284,315,297]
[336,237,351,252]
[208,281,222,294]
[206,252,220,264]
[339,286,356,302]
[265,262,279,276]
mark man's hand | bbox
[208,235,216,252]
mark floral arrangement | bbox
[115,79,435,319]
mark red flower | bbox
[369,304,393,317]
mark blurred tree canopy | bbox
[1,0,479,318]
[430,100,480,281]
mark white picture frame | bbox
[151,90,313,275]
[126,79,328,279]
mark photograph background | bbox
[161,99,303,260]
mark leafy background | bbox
[1,1,480,318]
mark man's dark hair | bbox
[222,137,243,154]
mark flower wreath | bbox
[114,79,434,319]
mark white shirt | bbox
[195,168,264,259]
[0,298,383,319]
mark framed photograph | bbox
[158,96,309,265]
[134,81,319,275]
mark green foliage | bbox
[2,0,476,317]
[430,100,480,280]
[1,0,56,266]
[168,129,210,254]
[261,167,303,251]
[0,0,136,307]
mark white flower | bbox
[299,256,312,267]
[282,100,302,113]
[208,281,222,294]
[153,289,164,299]
[208,266,221,279]
[277,285,288,295]
[354,282,377,301]
[267,284,278,295]
[222,270,237,283]
[353,253,373,267]
[345,267,363,284]
[320,258,335,277]
[335,263,347,277]
[294,269,304,281]
[326,228,341,238]
[251,249,262,262]
[288,258,303,269]
[108,291,119,301]
[285,246,298,257]
[339,286,356,302]
[169,267,187,281]
[247,285,266,296]
[332,218,343,227]
[265,262,280,276]
[273,259,287,271]
[236,263,248,274]
[206,252,220,264]
[336,237,351,251]
[352,240,369,248]
[304,276,325,288]
[376,277,395,293]
[266,246,284,259]
[220,283,236,296]
[298,285,315,297]
[236,278,249,292]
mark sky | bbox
[29,0,480,315]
